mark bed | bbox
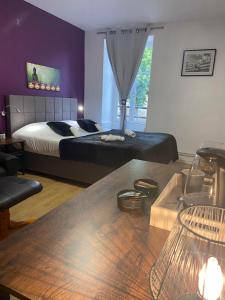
[6,95,178,184]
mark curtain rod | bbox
[97,25,164,34]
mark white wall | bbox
[84,31,104,123]
[147,18,225,155]
[84,19,225,155]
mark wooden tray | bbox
[150,173,183,231]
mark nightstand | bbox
[0,138,25,173]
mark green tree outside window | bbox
[135,47,153,108]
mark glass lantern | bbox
[181,141,225,208]
[149,205,225,300]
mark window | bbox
[101,36,154,131]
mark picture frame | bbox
[26,62,61,91]
[181,49,217,76]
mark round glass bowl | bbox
[117,189,148,213]
[134,178,158,198]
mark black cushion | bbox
[77,119,98,132]
[0,176,42,210]
[47,121,74,136]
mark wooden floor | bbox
[10,173,84,222]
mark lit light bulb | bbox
[78,105,84,112]
[198,257,224,300]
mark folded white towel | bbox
[125,129,136,138]
[100,134,125,142]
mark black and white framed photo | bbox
[181,49,217,76]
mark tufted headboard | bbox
[6,95,78,136]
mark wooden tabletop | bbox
[0,138,24,146]
[0,159,184,300]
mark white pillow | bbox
[95,123,103,132]
[63,120,79,127]
[70,126,100,137]
[70,126,81,137]
[13,122,61,139]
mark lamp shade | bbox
[150,205,225,300]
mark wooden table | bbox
[0,138,24,148]
[0,160,183,300]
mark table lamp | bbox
[150,205,225,300]
[1,105,21,116]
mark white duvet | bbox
[12,121,99,157]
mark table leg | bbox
[0,210,10,240]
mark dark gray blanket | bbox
[59,130,178,167]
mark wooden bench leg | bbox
[0,210,10,241]
[0,209,34,240]
[0,289,10,300]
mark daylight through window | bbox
[102,36,154,131]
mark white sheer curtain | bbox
[106,27,148,132]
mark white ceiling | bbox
[25,0,225,31]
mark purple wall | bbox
[0,0,85,132]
